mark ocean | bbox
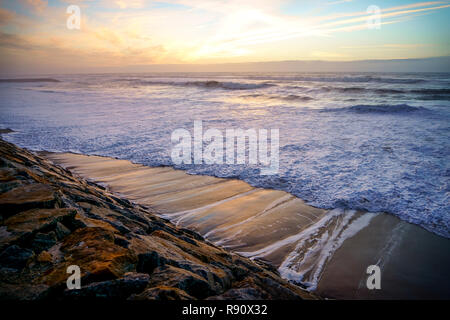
[0,72,449,238]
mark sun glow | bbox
[0,0,449,73]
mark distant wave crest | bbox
[410,88,450,95]
[0,78,60,83]
[345,104,428,113]
[321,104,429,114]
[124,79,275,90]
[248,75,427,84]
[240,93,314,102]
[301,86,450,100]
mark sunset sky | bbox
[0,0,449,73]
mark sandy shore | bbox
[42,151,450,299]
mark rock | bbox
[0,168,17,182]
[4,208,77,235]
[83,204,149,234]
[0,245,34,269]
[258,276,304,300]
[189,264,231,293]
[40,227,137,287]
[0,180,22,194]
[0,168,22,193]
[64,272,150,299]
[31,232,57,253]
[128,235,189,267]
[37,251,53,264]
[74,214,118,233]
[1,208,76,251]
[208,287,265,300]
[0,226,17,252]
[130,286,195,300]
[0,184,56,219]
[136,251,168,274]
[180,228,204,241]
[0,283,49,300]
[179,235,198,246]
[54,222,71,240]
[149,265,216,299]
[113,235,130,248]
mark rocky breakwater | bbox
[0,139,315,300]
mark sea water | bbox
[0,72,449,238]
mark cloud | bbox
[316,3,450,30]
[310,50,350,59]
[0,0,449,71]
[304,1,447,24]
[327,0,353,5]
[94,28,123,47]
[0,8,15,25]
[101,0,147,9]
[20,0,48,14]
[341,44,428,49]
[0,31,35,50]
[179,1,450,61]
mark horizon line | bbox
[2,56,449,76]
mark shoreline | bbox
[0,138,317,300]
[3,131,447,239]
[41,150,450,299]
[1,125,449,299]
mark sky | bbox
[0,0,449,74]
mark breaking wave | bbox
[119,79,275,90]
[323,104,429,114]
[246,75,427,84]
[310,86,450,97]
[0,78,60,83]
[240,93,314,102]
[347,104,428,113]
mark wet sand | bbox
[316,214,450,299]
[42,152,450,299]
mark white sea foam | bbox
[272,209,378,291]
[235,209,379,290]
